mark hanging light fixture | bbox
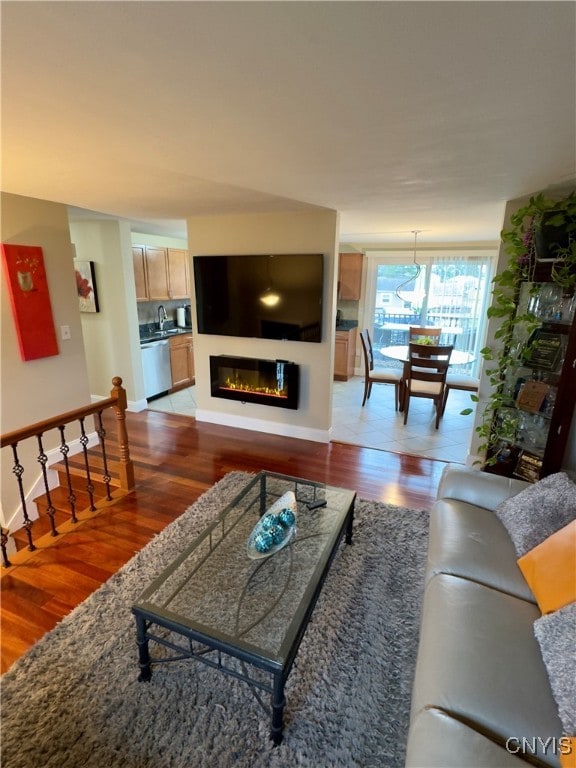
[395,230,422,304]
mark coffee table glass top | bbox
[134,472,356,664]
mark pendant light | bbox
[395,230,422,304]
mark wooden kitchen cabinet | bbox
[133,245,190,302]
[146,247,171,300]
[132,246,148,301]
[166,248,190,299]
[169,333,195,390]
[334,328,357,381]
[338,253,363,301]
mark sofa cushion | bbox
[534,602,576,737]
[405,707,530,768]
[494,472,576,557]
[437,465,529,512]
[427,499,536,602]
[405,708,526,768]
[518,521,576,614]
[410,573,562,766]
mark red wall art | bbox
[1,243,59,361]
[75,260,100,313]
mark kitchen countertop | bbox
[335,320,358,331]
[139,326,193,344]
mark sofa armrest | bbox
[437,465,530,512]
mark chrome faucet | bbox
[158,305,168,331]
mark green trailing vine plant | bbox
[462,191,576,466]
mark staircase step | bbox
[13,483,116,552]
[34,485,96,514]
[50,458,121,494]
[9,439,130,554]
[11,509,68,551]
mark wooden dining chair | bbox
[443,373,480,409]
[403,343,453,428]
[359,329,403,410]
[408,326,442,343]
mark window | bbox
[364,249,496,375]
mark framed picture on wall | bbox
[1,243,59,360]
[75,260,100,313]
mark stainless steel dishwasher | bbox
[140,339,172,399]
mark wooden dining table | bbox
[380,345,475,367]
[379,345,476,411]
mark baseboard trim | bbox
[90,393,148,413]
[195,409,330,444]
[128,398,148,413]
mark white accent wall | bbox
[187,210,339,443]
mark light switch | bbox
[60,325,71,340]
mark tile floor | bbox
[331,377,476,463]
[147,376,477,464]
[148,385,198,418]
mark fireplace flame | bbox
[223,377,287,399]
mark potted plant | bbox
[466,191,576,466]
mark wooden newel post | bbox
[110,377,135,491]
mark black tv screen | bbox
[193,254,324,343]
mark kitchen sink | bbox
[154,329,179,335]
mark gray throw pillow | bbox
[494,472,576,557]
[534,601,576,734]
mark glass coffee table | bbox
[132,471,356,744]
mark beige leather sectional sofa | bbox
[406,465,574,768]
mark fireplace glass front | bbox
[210,356,299,410]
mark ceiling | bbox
[2,1,575,247]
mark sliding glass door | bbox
[364,250,496,374]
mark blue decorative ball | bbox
[278,508,296,529]
[260,513,278,531]
[268,524,286,545]
[254,531,273,553]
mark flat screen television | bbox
[193,254,324,343]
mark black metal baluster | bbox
[79,417,96,511]
[1,528,12,568]
[96,410,113,501]
[58,426,78,524]
[10,443,35,551]
[36,433,59,537]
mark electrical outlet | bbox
[60,325,71,340]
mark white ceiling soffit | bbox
[2,1,575,244]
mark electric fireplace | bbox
[210,356,299,410]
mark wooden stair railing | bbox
[0,377,134,568]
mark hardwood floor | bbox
[1,408,447,673]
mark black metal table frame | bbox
[132,472,356,745]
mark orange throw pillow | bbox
[517,519,576,614]
[560,736,576,768]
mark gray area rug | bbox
[1,472,429,768]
